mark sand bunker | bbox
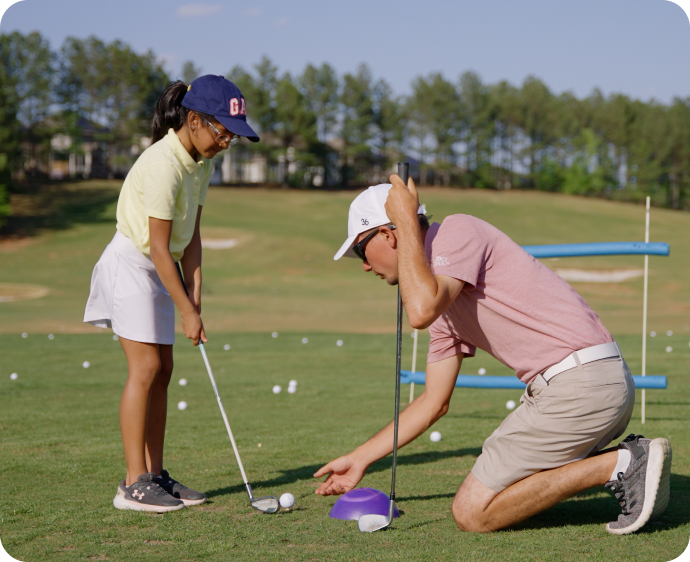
[0,283,50,302]
[554,269,644,283]
[201,238,239,250]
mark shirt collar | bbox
[166,128,204,174]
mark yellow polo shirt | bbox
[116,129,213,262]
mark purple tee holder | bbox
[329,488,400,521]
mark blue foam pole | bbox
[400,370,667,390]
[522,242,669,258]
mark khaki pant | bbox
[472,355,635,493]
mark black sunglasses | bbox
[352,224,395,262]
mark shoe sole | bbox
[113,488,186,513]
[606,438,672,535]
[180,497,207,506]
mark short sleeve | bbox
[142,163,181,220]
[198,161,213,206]
[429,215,493,290]
[427,315,476,364]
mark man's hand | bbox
[314,455,367,496]
[385,173,420,227]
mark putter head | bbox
[358,513,391,532]
[250,495,280,514]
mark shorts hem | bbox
[471,464,507,494]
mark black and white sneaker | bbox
[157,469,207,506]
[113,472,185,512]
[605,434,672,535]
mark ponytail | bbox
[151,81,189,143]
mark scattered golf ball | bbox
[666,346,672,353]
[650,331,656,337]
[48,334,54,340]
[10,373,18,380]
[287,386,296,394]
[667,330,673,336]
[279,493,295,509]
[478,368,486,375]
[272,332,278,338]
[506,400,517,410]
[272,385,282,394]
[258,443,262,448]
[82,361,90,369]
[179,378,187,386]
[223,344,231,351]
[113,335,119,341]
[336,340,343,347]
[302,337,308,344]
[21,333,27,338]
[178,401,188,411]
[289,379,297,386]
[430,431,442,442]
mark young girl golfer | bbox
[84,75,259,512]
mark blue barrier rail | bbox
[400,370,667,390]
[522,241,670,259]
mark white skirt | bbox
[84,231,175,344]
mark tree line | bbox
[1,31,688,231]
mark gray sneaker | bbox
[113,472,185,512]
[605,434,672,535]
[157,469,207,506]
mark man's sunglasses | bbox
[352,224,395,262]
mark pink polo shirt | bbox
[425,215,613,383]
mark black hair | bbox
[151,81,215,143]
[418,214,432,230]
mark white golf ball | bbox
[113,335,119,341]
[10,373,18,380]
[279,493,295,509]
[21,333,27,339]
[179,378,187,386]
[48,334,54,340]
[82,361,90,369]
[666,346,672,353]
[336,340,343,347]
[272,332,278,338]
[287,386,296,394]
[178,401,187,411]
[506,400,517,410]
[478,368,486,375]
[223,344,231,351]
[302,337,308,344]
[430,431,442,442]
[272,385,282,394]
[650,331,656,337]
[289,379,297,387]
[667,330,673,336]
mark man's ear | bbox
[381,226,397,249]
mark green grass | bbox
[0,332,688,561]
[1,182,689,560]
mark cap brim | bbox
[216,115,260,142]
[333,234,358,260]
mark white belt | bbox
[542,342,620,382]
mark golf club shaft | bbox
[175,264,252,496]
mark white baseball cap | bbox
[334,183,425,260]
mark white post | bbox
[410,329,419,404]
[641,196,650,424]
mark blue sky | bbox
[1,0,689,103]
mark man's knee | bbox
[451,497,491,533]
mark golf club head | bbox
[250,495,280,514]
[358,513,391,532]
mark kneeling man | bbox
[314,176,672,535]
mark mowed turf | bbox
[0,332,689,562]
[1,181,689,336]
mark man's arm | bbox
[384,175,464,329]
[314,353,463,496]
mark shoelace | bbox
[134,481,169,498]
[605,473,630,515]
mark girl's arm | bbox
[149,216,207,346]
[180,206,203,313]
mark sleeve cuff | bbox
[427,341,476,364]
[146,211,174,221]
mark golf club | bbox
[176,264,279,514]
[358,161,408,533]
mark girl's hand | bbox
[181,309,207,346]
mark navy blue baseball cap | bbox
[181,75,260,142]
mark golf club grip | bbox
[397,162,409,184]
[391,286,403,499]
